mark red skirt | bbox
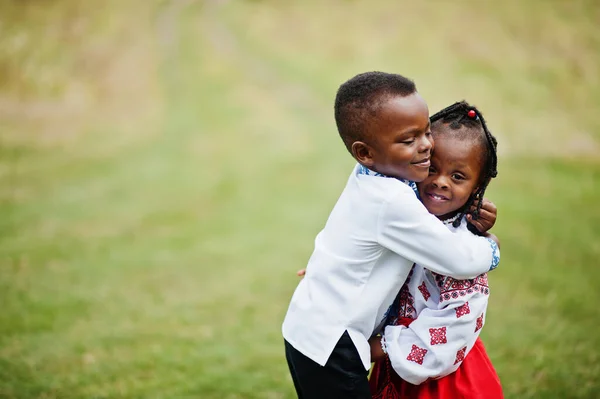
[370,338,503,399]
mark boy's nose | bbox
[417,135,433,152]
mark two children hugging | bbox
[282,71,502,398]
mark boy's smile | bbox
[352,93,433,182]
[418,134,483,219]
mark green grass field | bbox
[1,1,599,398]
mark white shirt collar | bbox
[356,164,419,197]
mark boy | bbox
[282,72,499,398]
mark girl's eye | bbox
[401,139,415,144]
[428,167,436,175]
[452,174,465,180]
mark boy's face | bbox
[417,133,482,219]
[353,93,433,182]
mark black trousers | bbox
[284,331,371,399]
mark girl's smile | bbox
[424,192,450,202]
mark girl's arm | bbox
[381,273,490,385]
[378,190,499,280]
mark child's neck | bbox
[437,210,461,223]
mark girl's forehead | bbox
[432,136,485,167]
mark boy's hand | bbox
[369,336,387,362]
[297,269,306,277]
[466,198,497,233]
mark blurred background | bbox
[1,0,599,398]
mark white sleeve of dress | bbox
[377,190,500,279]
[382,274,489,385]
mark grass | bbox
[1,0,599,398]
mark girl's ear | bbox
[472,176,491,197]
[351,141,375,168]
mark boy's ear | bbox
[351,141,375,168]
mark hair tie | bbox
[467,110,477,119]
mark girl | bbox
[369,101,503,399]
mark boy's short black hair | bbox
[334,71,417,153]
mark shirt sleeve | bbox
[382,274,489,385]
[377,189,500,279]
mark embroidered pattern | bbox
[391,283,417,322]
[407,344,428,365]
[454,346,467,365]
[441,214,461,227]
[433,273,489,303]
[356,165,418,196]
[358,164,386,177]
[383,268,417,325]
[397,286,417,320]
[418,281,431,301]
[475,313,484,332]
[455,302,471,318]
[487,238,500,270]
[429,327,447,345]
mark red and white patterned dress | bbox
[370,217,503,399]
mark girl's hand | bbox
[467,198,497,233]
[297,269,306,277]
[369,336,387,362]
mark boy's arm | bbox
[381,276,489,385]
[484,233,500,249]
[378,190,499,279]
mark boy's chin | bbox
[410,172,430,183]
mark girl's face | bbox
[417,134,483,219]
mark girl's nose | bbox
[432,176,449,189]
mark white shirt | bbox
[383,217,493,384]
[282,164,499,370]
